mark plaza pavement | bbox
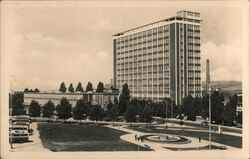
[105,124,240,151]
[10,122,50,152]
[9,121,241,152]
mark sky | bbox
[1,1,247,91]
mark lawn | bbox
[128,127,242,148]
[37,123,151,151]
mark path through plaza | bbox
[105,125,239,151]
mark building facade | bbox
[113,10,202,104]
[23,89,119,109]
[24,92,84,107]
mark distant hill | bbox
[210,81,242,91]
[202,81,242,99]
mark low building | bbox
[23,89,119,109]
[92,89,119,110]
[23,92,83,107]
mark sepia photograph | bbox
[1,0,249,159]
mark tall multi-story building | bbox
[113,10,202,104]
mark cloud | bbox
[6,31,112,91]
[201,39,242,81]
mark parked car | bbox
[12,116,31,123]
[9,125,29,142]
[201,121,209,127]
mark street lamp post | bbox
[171,90,174,126]
[165,99,168,125]
[208,87,212,150]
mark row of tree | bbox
[58,81,105,93]
[10,83,242,126]
[27,98,117,123]
[27,97,154,124]
[24,88,40,93]
[117,84,242,126]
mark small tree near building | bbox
[75,82,84,92]
[139,105,153,127]
[34,88,40,93]
[68,83,74,93]
[24,88,29,93]
[89,105,105,124]
[118,83,130,116]
[106,101,118,125]
[29,100,41,121]
[42,100,55,122]
[223,95,237,126]
[96,81,104,93]
[56,98,72,122]
[125,103,137,123]
[86,82,93,92]
[10,92,26,116]
[73,99,88,123]
[59,82,67,93]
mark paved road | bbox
[10,122,49,152]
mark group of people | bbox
[135,134,143,142]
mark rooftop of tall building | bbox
[113,10,201,37]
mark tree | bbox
[86,82,93,92]
[56,98,72,122]
[163,98,171,118]
[193,97,203,119]
[139,105,153,124]
[125,103,137,123]
[28,100,41,121]
[73,99,88,123]
[96,81,104,93]
[24,88,29,93]
[34,88,40,93]
[235,112,242,124]
[10,92,26,115]
[201,94,209,119]
[114,97,119,105]
[106,101,118,125]
[181,95,195,120]
[59,82,67,93]
[118,83,130,115]
[211,91,224,124]
[223,95,237,126]
[42,100,55,122]
[75,82,84,92]
[68,83,74,93]
[89,105,105,122]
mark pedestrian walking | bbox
[135,134,137,141]
[199,137,201,143]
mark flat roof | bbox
[113,10,201,37]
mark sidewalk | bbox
[105,125,239,151]
[10,122,50,152]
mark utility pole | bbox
[171,90,173,126]
[209,86,211,150]
[165,99,168,125]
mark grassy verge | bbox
[37,123,151,151]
